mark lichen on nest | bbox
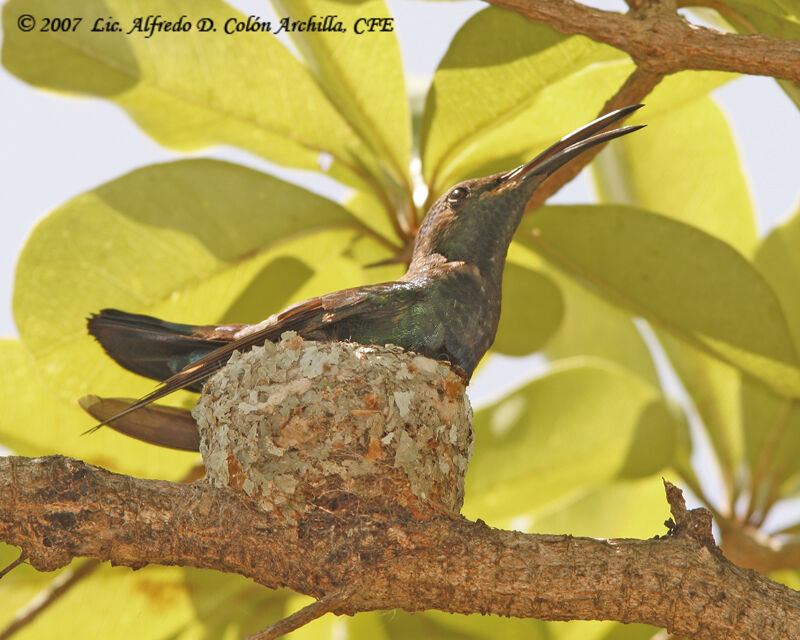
[192,332,473,517]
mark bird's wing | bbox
[88,309,246,385]
[85,281,417,432]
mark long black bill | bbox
[502,104,645,185]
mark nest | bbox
[192,333,473,519]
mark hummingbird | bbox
[82,104,644,451]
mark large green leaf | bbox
[592,95,758,484]
[737,207,800,508]
[492,262,564,356]
[12,159,371,401]
[182,569,290,638]
[2,0,377,191]
[343,191,406,244]
[658,332,745,490]
[0,559,197,640]
[518,205,800,397]
[419,7,628,197]
[463,359,680,526]
[0,562,285,639]
[740,380,800,512]
[0,544,69,636]
[0,339,197,478]
[592,96,757,256]
[504,242,659,385]
[273,0,411,193]
[525,475,675,539]
[419,8,736,201]
[755,206,800,350]
[545,273,660,386]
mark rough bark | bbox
[1,456,798,638]
[483,0,800,82]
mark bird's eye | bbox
[447,187,469,203]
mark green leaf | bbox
[720,0,800,35]
[343,191,405,243]
[463,359,679,526]
[592,95,757,256]
[12,159,366,401]
[2,0,374,189]
[767,569,800,590]
[504,243,659,385]
[0,339,197,479]
[536,75,735,391]
[735,206,800,504]
[592,94,757,484]
[694,0,800,108]
[387,605,656,640]
[548,274,660,386]
[755,205,800,352]
[0,561,199,639]
[619,69,736,133]
[0,543,62,633]
[182,569,290,638]
[272,0,411,191]
[420,7,628,197]
[658,332,745,487]
[740,380,800,510]
[387,610,549,640]
[518,205,800,397]
[525,476,674,539]
[492,262,563,356]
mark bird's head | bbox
[410,105,645,276]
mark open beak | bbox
[501,104,645,186]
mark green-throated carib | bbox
[83,105,644,450]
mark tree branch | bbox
[483,0,800,82]
[1,455,798,639]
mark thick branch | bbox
[484,0,800,82]
[1,455,798,639]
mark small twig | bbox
[0,559,100,640]
[0,551,26,580]
[663,479,716,547]
[245,584,359,640]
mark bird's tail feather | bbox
[79,395,201,451]
[87,308,242,388]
